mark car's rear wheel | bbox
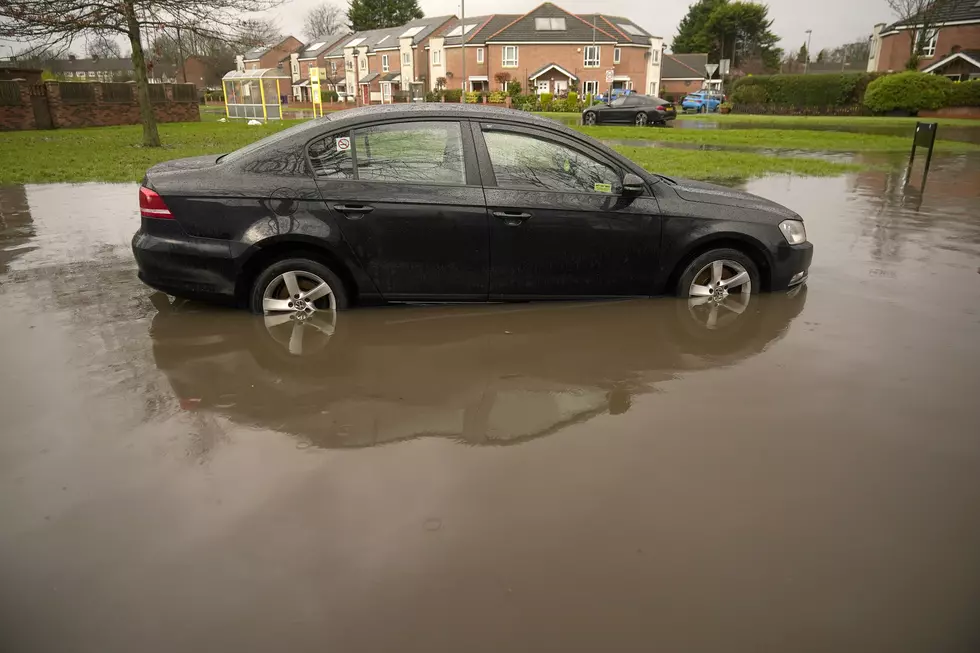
[675,249,759,331]
[249,258,349,315]
[635,112,648,126]
[583,111,597,126]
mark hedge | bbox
[730,72,881,109]
[948,79,980,107]
[863,72,952,113]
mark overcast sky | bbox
[2,0,893,58]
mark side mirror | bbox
[622,172,645,195]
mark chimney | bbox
[68,54,76,61]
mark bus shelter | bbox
[221,69,292,121]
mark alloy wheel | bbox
[261,270,337,355]
[635,113,648,126]
[687,260,752,330]
[584,112,597,126]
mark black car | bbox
[132,104,811,318]
[582,95,676,126]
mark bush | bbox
[323,90,339,102]
[948,79,980,107]
[464,91,480,104]
[425,91,442,102]
[507,80,522,97]
[864,71,952,113]
[730,72,882,109]
[567,91,578,106]
[488,90,507,104]
[539,92,553,106]
[443,89,463,102]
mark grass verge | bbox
[1,117,862,185]
[613,145,863,181]
[537,111,980,128]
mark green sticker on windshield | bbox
[594,182,612,193]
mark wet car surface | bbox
[2,154,980,652]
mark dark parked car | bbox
[132,104,811,319]
[582,95,676,126]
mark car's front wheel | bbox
[634,112,648,126]
[583,111,597,126]
[676,248,759,329]
[249,257,348,315]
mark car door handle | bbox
[492,211,531,227]
[333,204,374,220]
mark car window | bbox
[623,96,641,107]
[308,133,354,179]
[353,121,465,185]
[610,97,627,107]
[483,130,621,194]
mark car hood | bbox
[666,177,800,222]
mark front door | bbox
[310,120,489,300]
[381,82,392,103]
[553,80,568,96]
[536,80,550,95]
[474,124,661,298]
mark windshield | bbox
[610,97,628,107]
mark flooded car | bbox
[132,104,811,318]
[581,94,677,126]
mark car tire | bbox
[248,257,349,315]
[675,248,760,299]
[635,112,648,126]
[583,111,597,126]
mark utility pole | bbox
[804,29,812,75]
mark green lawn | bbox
[0,115,876,184]
[576,125,979,153]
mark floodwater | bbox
[2,158,980,652]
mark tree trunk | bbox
[123,0,161,147]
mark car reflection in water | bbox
[150,289,806,449]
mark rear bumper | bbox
[771,242,814,291]
[132,222,239,302]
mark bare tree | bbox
[304,4,345,42]
[85,33,122,59]
[886,0,951,68]
[236,18,283,50]
[0,0,281,147]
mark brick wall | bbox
[0,82,36,131]
[0,81,199,131]
[876,25,980,72]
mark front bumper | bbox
[132,221,240,302]
[771,242,814,290]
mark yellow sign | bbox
[310,66,322,116]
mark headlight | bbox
[779,219,807,245]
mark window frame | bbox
[476,47,484,64]
[502,45,518,68]
[916,28,938,57]
[583,45,600,68]
[613,47,621,64]
[473,122,639,196]
[305,118,481,187]
[382,54,389,72]
[583,80,599,96]
[402,51,411,65]
[433,49,442,65]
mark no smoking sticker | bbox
[336,137,351,152]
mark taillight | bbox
[656,105,667,111]
[139,186,173,219]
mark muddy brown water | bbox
[2,158,980,652]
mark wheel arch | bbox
[666,233,774,295]
[235,236,360,307]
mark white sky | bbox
[2,0,893,58]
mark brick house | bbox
[323,15,455,104]
[291,37,349,102]
[47,56,175,83]
[868,0,980,79]
[238,36,304,72]
[428,3,664,97]
[660,53,715,100]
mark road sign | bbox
[705,63,719,78]
[605,69,614,84]
[719,59,731,75]
[310,67,322,117]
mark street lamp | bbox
[804,29,812,75]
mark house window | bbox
[583,80,599,95]
[433,50,442,65]
[88,71,96,77]
[652,49,660,63]
[476,47,484,64]
[360,57,367,71]
[331,61,337,74]
[292,60,299,75]
[916,28,938,57]
[403,51,411,65]
[613,48,621,64]
[382,54,389,72]
[502,45,518,67]
[534,17,566,30]
[346,59,353,71]
[584,45,600,67]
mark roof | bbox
[380,72,401,82]
[884,0,980,31]
[662,53,707,79]
[440,15,493,45]
[487,2,619,43]
[922,49,980,72]
[48,57,135,73]
[528,62,578,80]
[244,36,303,61]
[299,35,347,59]
[577,14,653,45]
[222,68,292,80]
[359,72,380,84]
[326,16,454,57]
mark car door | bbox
[604,96,632,123]
[309,119,489,301]
[473,122,662,299]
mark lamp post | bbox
[353,47,361,106]
[804,29,812,75]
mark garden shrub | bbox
[567,91,578,106]
[731,84,767,104]
[443,89,463,102]
[488,90,508,103]
[864,72,952,113]
[464,91,480,104]
[730,72,882,109]
[323,90,339,102]
[948,79,980,107]
[507,80,522,97]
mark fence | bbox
[102,83,134,103]
[147,84,167,103]
[0,80,20,106]
[58,82,97,103]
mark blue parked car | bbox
[681,90,725,113]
